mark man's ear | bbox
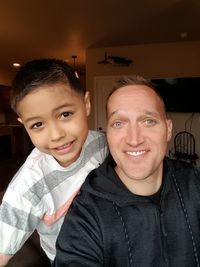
[84,91,91,117]
[167,119,173,142]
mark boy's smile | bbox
[53,141,74,154]
[17,82,91,167]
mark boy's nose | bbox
[49,124,65,141]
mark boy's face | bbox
[17,83,91,167]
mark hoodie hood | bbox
[81,154,173,206]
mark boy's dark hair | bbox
[11,58,85,112]
[106,75,166,114]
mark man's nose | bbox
[125,124,144,146]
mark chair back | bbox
[174,131,198,165]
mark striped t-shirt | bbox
[0,130,108,264]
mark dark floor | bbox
[0,156,51,267]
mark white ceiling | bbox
[0,0,200,73]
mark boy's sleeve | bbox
[97,132,109,162]
[0,187,41,266]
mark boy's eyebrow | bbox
[22,116,41,124]
[23,103,75,124]
[52,103,74,112]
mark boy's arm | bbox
[0,254,13,266]
[0,189,40,266]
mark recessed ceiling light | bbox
[13,63,20,67]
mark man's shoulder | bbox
[167,158,200,183]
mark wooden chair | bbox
[174,131,199,165]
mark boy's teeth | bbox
[57,143,68,150]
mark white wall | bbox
[93,75,200,166]
[87,42,200,165]
[86,41,200,129]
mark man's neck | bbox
[116,166,163,196]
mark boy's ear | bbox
[17,117,23,124]
[84,91,91,116]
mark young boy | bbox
[0,58,108,266]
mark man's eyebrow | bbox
[143,110,160,117]
[107,109,160,120]
[107,109,121,120]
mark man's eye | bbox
[144,118,156,126]
[31,122,43,129]
[113,121,122,128]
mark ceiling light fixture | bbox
[71,55,79,78]
[98,52,132,66]
[13,63,20,67]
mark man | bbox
[53,76,200,267]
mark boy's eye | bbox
[31,122,43,129]
[61,111,73,118]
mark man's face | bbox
[17,83,91,167]
[106,84,172,192]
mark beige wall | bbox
[0,67,16,86]
[86,41,200,129]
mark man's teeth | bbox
[127,151,145,156]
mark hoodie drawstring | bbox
[112,202,133,267]
[173,174,199,267]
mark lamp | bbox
[71,55,79,78]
